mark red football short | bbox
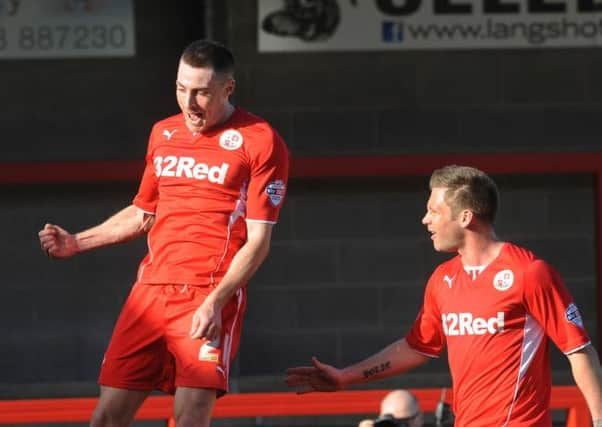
[98,282,246,395]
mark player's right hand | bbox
[38,223,79,259]
[285,356,345,394]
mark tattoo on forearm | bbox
[363,361,391,379]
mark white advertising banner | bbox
[0,0,135,59]
[258,0,602,52]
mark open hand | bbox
[285,357,345,393]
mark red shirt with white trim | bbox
[133,107,289,286]
[406,243,590,427]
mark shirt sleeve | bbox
[245,127,290,223]
[132,125,159,214]
[523,259,591,354]
[405,274,445,358]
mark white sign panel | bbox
[0,0,135,59]
[258,0,602,51]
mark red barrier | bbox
[2,152,602,183]
[0,386,591,426]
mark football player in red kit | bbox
[39,40,289,427]
[286,165,601,427]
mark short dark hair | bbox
[180,40,235,78]
[429,165,499,223]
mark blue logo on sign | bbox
[382,21,404,43]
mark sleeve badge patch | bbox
[565,303,584,328]
[265,180,286,206]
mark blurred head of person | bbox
[359,390,424,427]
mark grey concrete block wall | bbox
[0,1,205,162]
[501,50,588,104]
[227,2,602,156]
[0,183,145,389]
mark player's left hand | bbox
[189,297,222,341]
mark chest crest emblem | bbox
[219,129,244,150]
[493,269,514,291]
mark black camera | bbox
[373,414,412,427]
[434,400,454,426]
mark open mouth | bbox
[187,112,205,127]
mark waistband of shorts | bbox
[137,274,223,287]
[136,281,215,288]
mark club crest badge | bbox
[265,180,286,206]
[493,269,514,291]
[219,129,244,150]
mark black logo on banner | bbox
[262,0,358,41]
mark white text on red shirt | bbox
[154,155,229,184]
[442,312,505,336]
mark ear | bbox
[458,209,474,228]
[224,78,236,97]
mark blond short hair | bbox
[429,165,499,223]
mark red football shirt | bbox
[133,107,289,286]
[406,243,591,426]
